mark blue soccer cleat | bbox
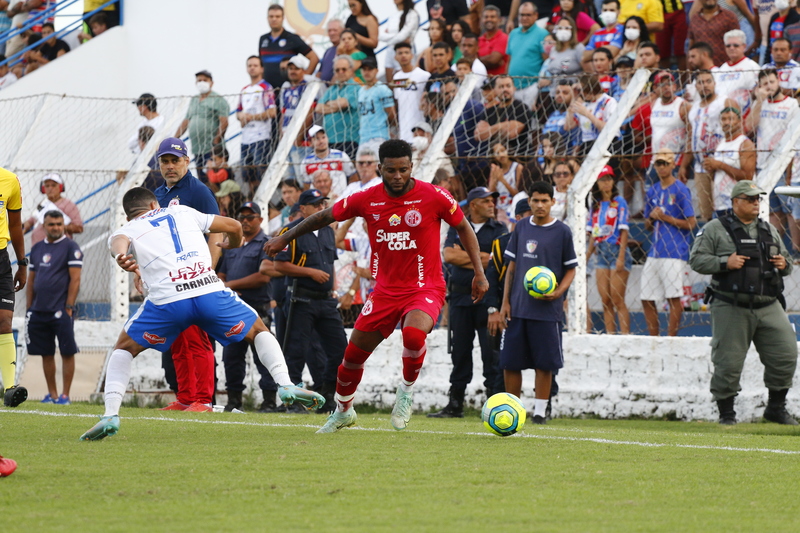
[278,385,325,411]
[80,415,120,441]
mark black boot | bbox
[224,390,243,412]
[316,382,335,414]
[763,389,799,425]
[717,397,736,425]
[258,390,279,413]
[427,388,464,418]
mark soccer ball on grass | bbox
[523,266,557,297]
[482,393,526,437]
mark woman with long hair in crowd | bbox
[545,16,586,78]
[380,0,420,82]
[586,165,631,334]
[338,29,367,83]
[345,0,379,57]
[549,0,600,45]
[418,18,454,72]
[539,131,564,181]
[449,20,469,62]
[618,16,648,60]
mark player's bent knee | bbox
[402,326,427,351]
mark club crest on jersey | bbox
[42,254,51,264]
[389,214,401,226]
[372,213,380,221]
[143,332,166,345]
[404,209,421,227]
[168,198,180,207]
[74,251,82,259]
[526,240,538,253]
[225,320,245,338]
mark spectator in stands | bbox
[785,15,800,60]
[418,18,454,72]
[237,55,276,196]
[591,48,621,95]
[619,0,665,31]
[357,57,397,153]
[550,0,602,44]
[279,179,302,227]
[764,37,800,94]
[411,121,456,178]
[26,210,82,405]
[543,79,582,154]
[13,31,41,77]
[214,179,243,218]
[24,173,83,246]
[584,0,625,66]
[688,0,741,66]
[545,15,586,78]
[338,29,367,83]
[311,169,337,203]
[280,55,316,183]
[174,70,229,184]
[0,55,18,91]
[318,19,343,83]
[717,30,760,116]
[704,106,755,214]
[539,131,565,181]
[685,41,717,101]
[428,0,470,27]
[450,19,467,62]
[0,3,11,57]
[37,22,68,63]
[126,125,163,192]
[567,74,618,156]
[77,12,109,43]
[634,38,661,70]
[475,75,534,158]
[681,70,737,221]
[316,55,361,159]
[489,142,523,222]
[205,144,232,194]
[507,2,549,109]
[128,93,163,155]
[642,149,697,336]
[455,33,489,80]
[650,71,689,162]
[381,0,420,83]
[618,15,649,60]
[393,42,430,143]
[345,0,379,58]
[447,79,487,189]
[343,146,382,198]
[656,0,688,70]
[611,55,634,99]
[766,0,800,63]
[551,159,578,220]
[258,4,319,88]
[301,125,356,197]
[83,0,119,31]
[478,5,510,76]
[425,42,454,93]
[587,165,632,334]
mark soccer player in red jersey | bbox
[265,140,488,433]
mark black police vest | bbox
[712,214,783,299]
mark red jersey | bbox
[332,179,464,295]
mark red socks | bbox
[401,327,427,385]
[336,342,372,408]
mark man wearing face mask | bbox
[507,2,549,109]
[175,70,230,185]
[583,0,626,67]
[474,75,534,160]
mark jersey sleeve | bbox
[332,188,367,221]
[379,85,395,109]
[617,196,629,231]
[643,186,655,220]
[7,175,21,211]
[434,186,464,227]
[67,240,84,268]
[175,205,216,233]
[678,184,695,219]
[504,224,519,262]
[561,224,578,270]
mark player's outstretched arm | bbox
[454,218,488,303]
[209,216,243,249]
[263,207,336,256]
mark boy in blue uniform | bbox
[498,181,577,424]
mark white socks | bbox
[254,331,292,387]
[103,349,133,417]
[533,398,548,418]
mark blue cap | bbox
[466,186,499,204]
[156,137,189,159]
[237,201,261,216]
[298,189,328,205]
[515,198,531,216]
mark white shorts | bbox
[640,258,687,302]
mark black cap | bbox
[195,69,213,80]
[133,93,157,111]
[360,57,378,70]
[298,189,329,205]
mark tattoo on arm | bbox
[282,208,336,242]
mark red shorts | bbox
[655,10,688,58]
[354,287,445,339]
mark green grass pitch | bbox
[3,404,800,532]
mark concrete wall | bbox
[16,318,799,423]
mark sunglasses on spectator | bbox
[237,214,259,221]
[733,195,761,203]
[654,160,672,166]
[554,171,572,177]
[357,160,376,166]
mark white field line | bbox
[4,409,800,455]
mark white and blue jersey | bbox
[504,217,577,322]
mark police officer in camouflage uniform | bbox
[689,181,798,426]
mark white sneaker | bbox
[391,386,413,431]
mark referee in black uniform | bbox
[274,189,346,412]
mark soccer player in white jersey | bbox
[80,188,324,441]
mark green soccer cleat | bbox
[80,415,120,441]
[391,386,413,431]
[316,408,357,433]
[278,385,325,411]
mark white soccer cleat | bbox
[391,386,413,431]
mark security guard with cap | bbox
[689,180,798,426]
[274,189,346,412]
[429,187,506,418]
